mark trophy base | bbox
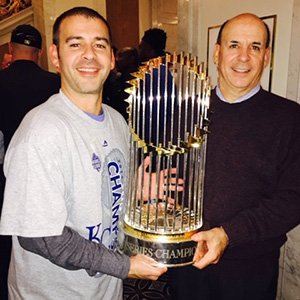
[119,222,199,267]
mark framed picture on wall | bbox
[206,14,277,91]
[0,0,32,21]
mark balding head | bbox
[213,13,271,101]
[217,13,270,49]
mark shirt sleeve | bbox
[18,226,131,279]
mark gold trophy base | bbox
[119,222,199,267]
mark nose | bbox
[82,44,95,61]
[238,47,250,62]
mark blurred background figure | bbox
[104,28,168,121]
[136,28,172,145]
[0,24,61,152]
[116,46,139,81]
[138,28,167,64]
[0,23,60,300]
[103,46,139,120]
[104,28,168,123]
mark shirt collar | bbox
[216,85,261,103]
[85,111,105,122]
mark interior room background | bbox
[1,1,300,299]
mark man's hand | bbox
[128,254,167,280]
[137,156,184,201]
[191,227,229,269]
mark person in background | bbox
[168,13,300,300]
[105,27,167,122]
[116,46,139,81]
[0,7,168,300]
[138,28,167,64]
[0,23,60,300]
[137,28,173,145]
[103,46,139,120]
[0,24,61,152]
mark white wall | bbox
[178,0,294,97]
[139,0,152,41]
[287,0,300,103]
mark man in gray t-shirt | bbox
[0,7,167,300]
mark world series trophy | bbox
[119,52,211,267]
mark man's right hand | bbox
[128,254,167,280]
[191,227,229,270]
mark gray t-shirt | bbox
[0,91,130,299]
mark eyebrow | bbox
[65,36,110,44]
[229,40,262,46]
[252,41,262,46]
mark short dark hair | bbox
[142,28,167,56]
[216,18,270,48]
[52,6,112,47]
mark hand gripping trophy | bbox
[119,52,211,267]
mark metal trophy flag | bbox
[119,52,211,267]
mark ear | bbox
[49,44,60,72]
[263,47,271,69]
[213,44,220,66]
[110,49,115,71]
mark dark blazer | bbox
[0,59,61,150]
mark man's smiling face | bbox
[213,14,270,101]
[50,15,115,99]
